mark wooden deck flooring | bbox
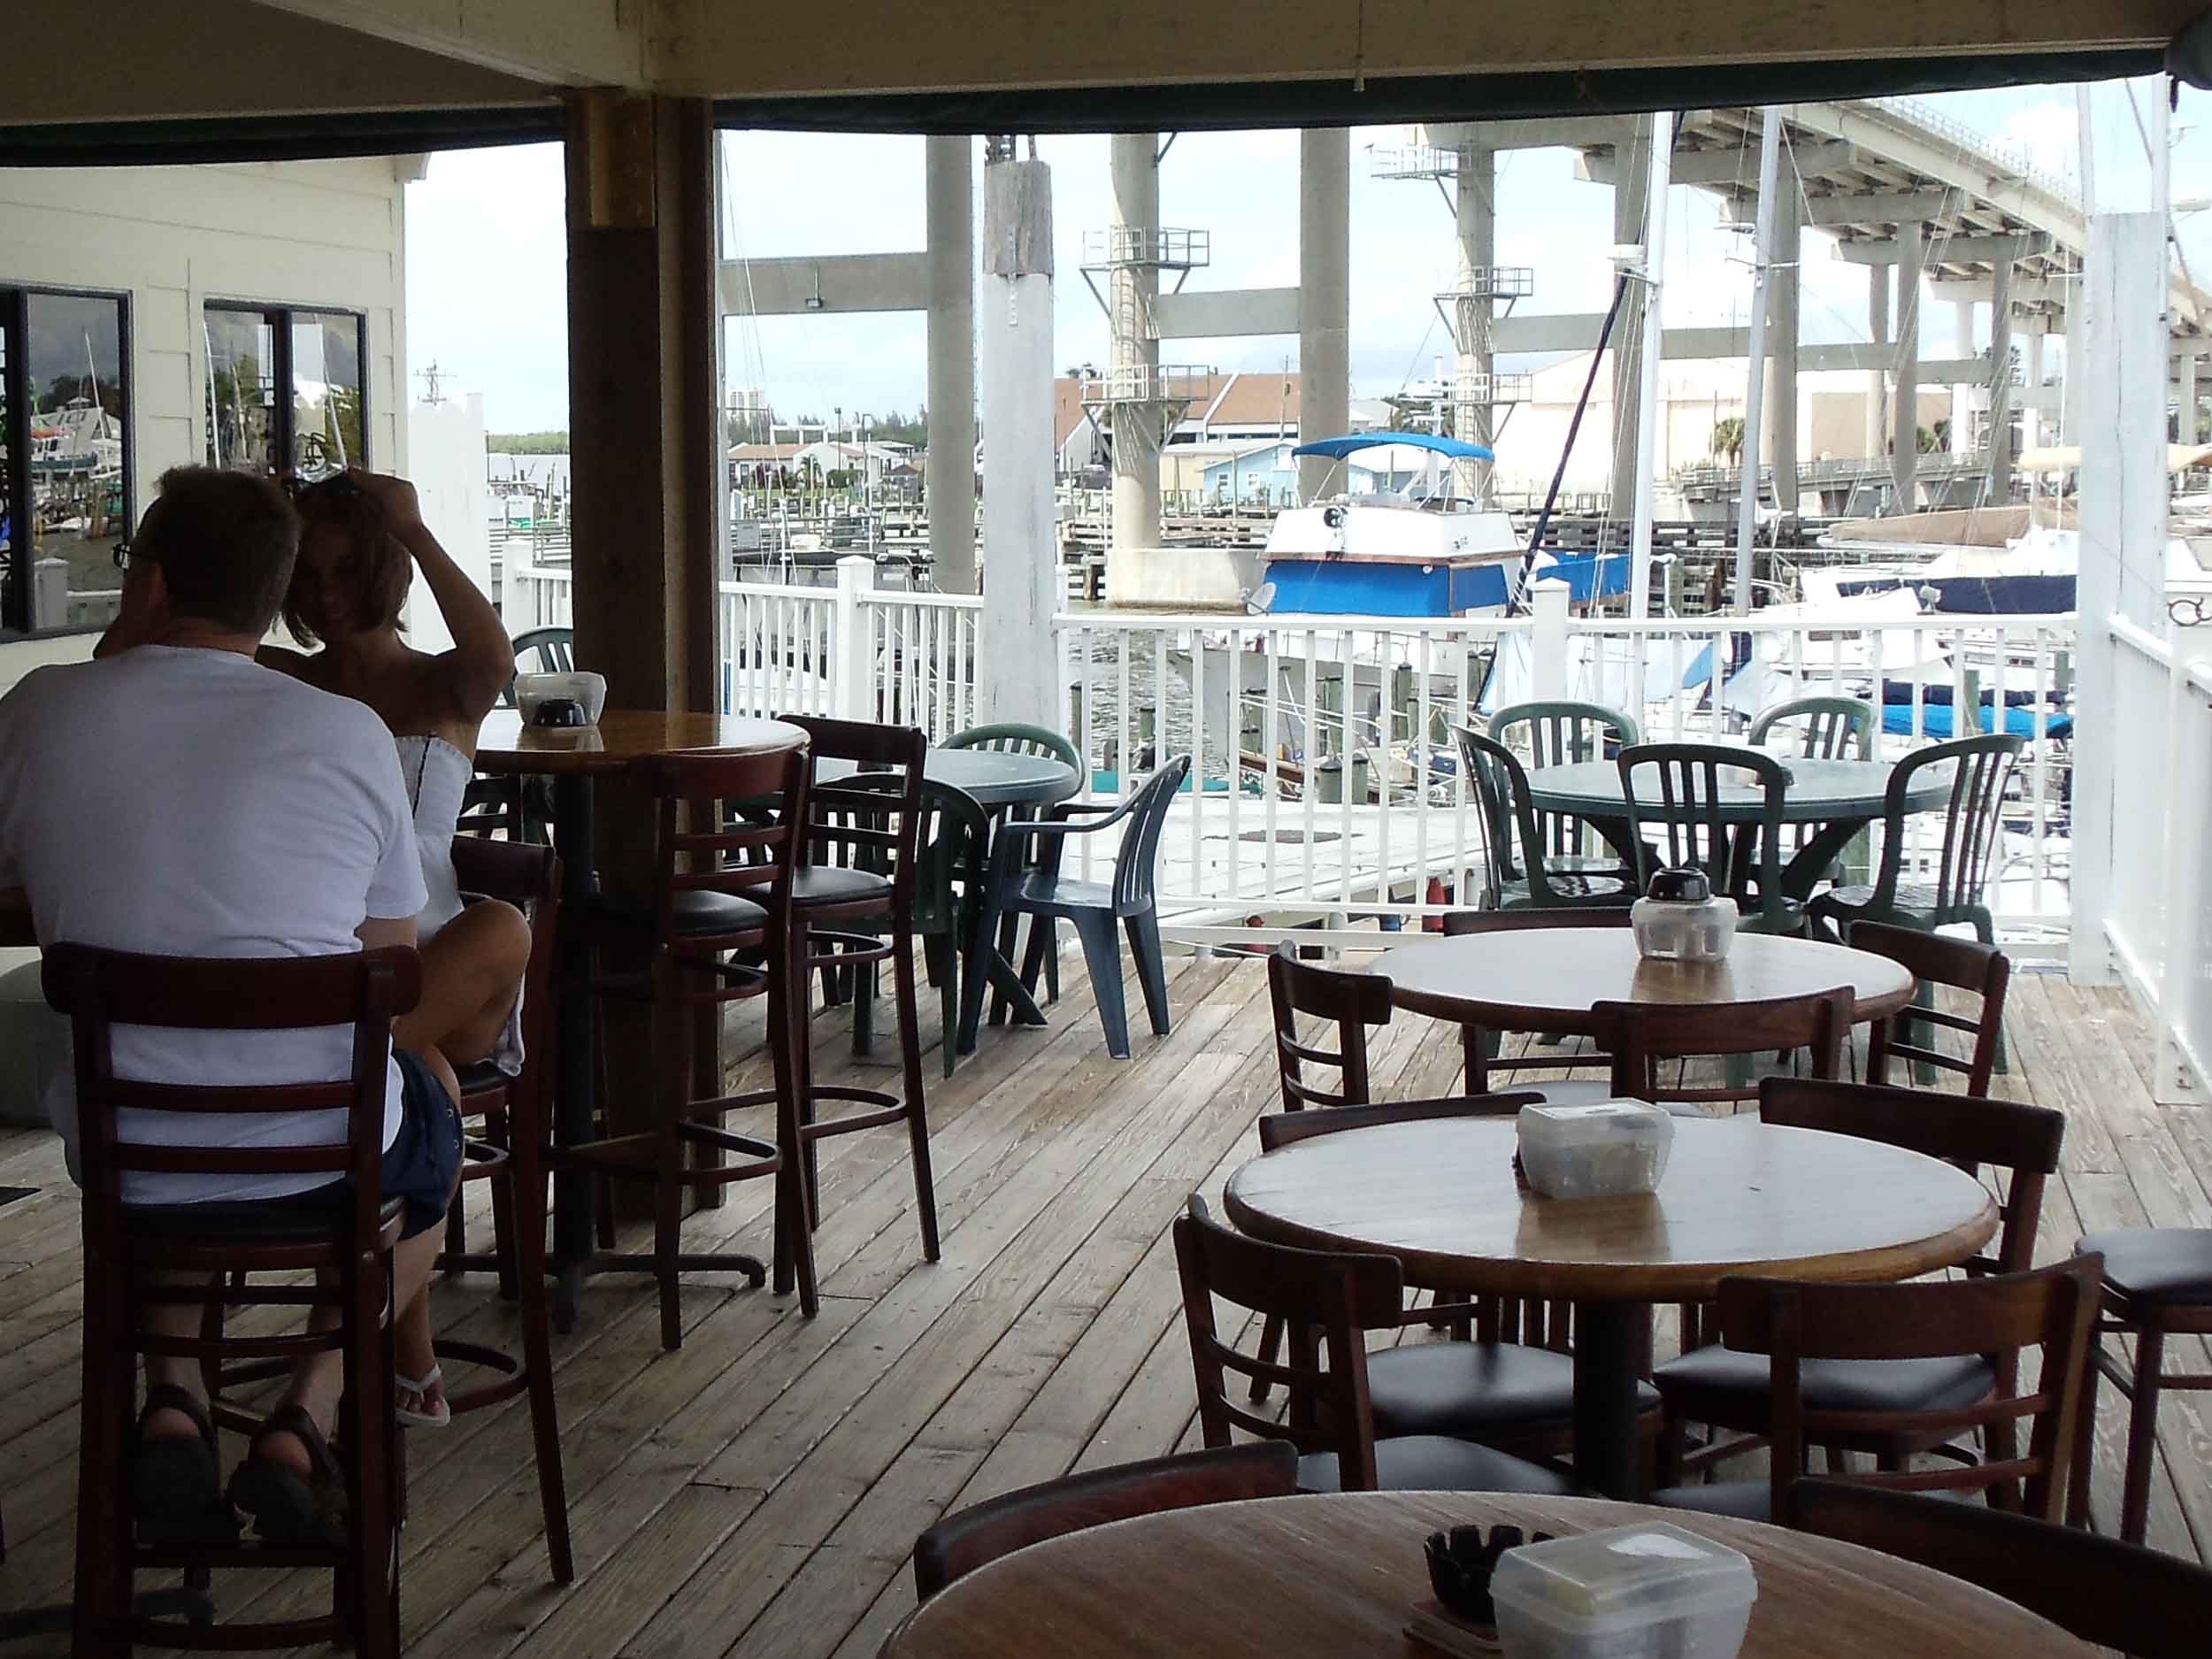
[0,953,2208,1655]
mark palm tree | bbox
[1709,417,1746,466]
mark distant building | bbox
[1052,370,1390,488]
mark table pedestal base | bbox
[1572,1301,1650,1501]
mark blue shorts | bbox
[377,1048,464,1240]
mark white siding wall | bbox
[0,157,410,693]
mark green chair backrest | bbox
[1458,726,1594,910]
[502,626,577,708]
[1749,695,1877,762]
[944,722,1081,774]
[1616,741,1793,927]
[912,780,991,938]
[1862,734,2024,923]
[1489,700,1641,861]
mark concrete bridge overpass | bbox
[1393,99,2212,519]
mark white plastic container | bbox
[1516,1102,1675,1200]
[514,670,608,726]
[1492,1524,1756,1659]
[1631,866,1737,964]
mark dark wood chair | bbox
[1267,942,1391,1111]
[1172,1194,1578,1497]
[1598,985,1851,1113]
[1852,921,2012,1094]
[1616,741,1802,934]
[45,943,419,1658]
[1793,1479,2212,1659]
[428,837,572,1582]
[1656,1077,2065,1485]
[910,1443,1299,1600]
[1442,907,1631,1107]
[783,715,940,1267]
[565,746,818,1345]
[990,755,1191,1062]
[1654,1256,2102,1525]
[2064,1226,2212,1544]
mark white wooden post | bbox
[2071,211,2168,985]
[1531,579,1571,703]
[832,553,875,721]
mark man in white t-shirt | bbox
[0,466,461,1549]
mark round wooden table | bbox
[1225,1116,1998,1501]
[475,707,809,1325]
[1524,756,1952,898]
[1372,926,1916,1038]
[879,1493,2093,1659]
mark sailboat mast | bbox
[1627,111,1672,621]
[1732,107,1785,617]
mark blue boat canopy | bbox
[1288,431,1495,463]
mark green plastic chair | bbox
[1747,695,1877,762]
[945,722,1082,1007]
[1487,700,1643,877]
[1458,727,1636,911]
[1809,733,2024,944]
[1615,742,1801,935]
[499,626,577,707]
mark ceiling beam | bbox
[248,0,649,88]
[1493,311,1987,379]
[4,0,549,124]
[1833,231,2052,265]
[651,0,2197,100]
[1578,139,1855,188]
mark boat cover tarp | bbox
[1290,432,1494,463]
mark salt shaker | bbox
[1631,866,1738,963]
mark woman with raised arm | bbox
[262,468,524,1428]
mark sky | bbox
[401,80,2212,436]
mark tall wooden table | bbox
[1225,1115,1996,1501]
[879,1493,2094,1659]
[475,708,809,1328]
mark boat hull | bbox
[1263,550,1628,617]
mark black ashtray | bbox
[1425,1525,1553,1629]
[530,697,588,728]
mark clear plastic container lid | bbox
[1517,1101,1673,1148]
[1491,1525,1757,1630]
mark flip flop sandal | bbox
[396,1365,450,1430]
[227,1403,349,1550]
[131,1384,240,1549]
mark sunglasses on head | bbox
[282,472,360,507]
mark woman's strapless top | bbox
[395,733,472,940]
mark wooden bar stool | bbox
[428,836,572,1583]
[2065,1228,2212,1543]
[47,943,418,1659]
[784,716,940,1265]
[563,746,817,1348]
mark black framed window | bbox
[204,303,365,480]
[0,284,132,638]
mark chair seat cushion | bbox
[1813,881,1942,918]
[1368,1340,1657,1439]
[126,1194,407,1240]
[590,888,768,937]
[791,865,893,908]
[1653,1345,1996,1421]
[455,1059,509,1101]
[2079,1229,2212,1306]
[1297,1435,1578,1496]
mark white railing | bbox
[723,580,838,718]
[863,587,982,741]
[1049,586,2078,946]
[506,560,573,633]
[2103,611,2212,1102]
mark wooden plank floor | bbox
[0,955,2208,1656]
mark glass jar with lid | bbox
[1631,866,1737,963]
